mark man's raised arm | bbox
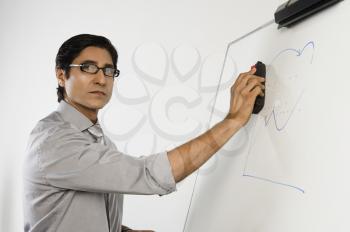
[167,68,265,182]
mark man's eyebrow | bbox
[104,63,115,68]
[81,60,114,67]
[80,60,97,64]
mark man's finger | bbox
[241,78,265,95]
[250,85,264,98]
[235,68,256,84]
[231,68,262,94]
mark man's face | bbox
[57,46,115,111]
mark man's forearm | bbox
[167,118,243,182]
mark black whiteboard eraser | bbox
[252,61,266,114]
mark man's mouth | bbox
[89,91,106,96]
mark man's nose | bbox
[94,69,107,85]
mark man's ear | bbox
[56,67,67,87]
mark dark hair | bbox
[55,34,118,102]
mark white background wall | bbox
[0,0,282,231]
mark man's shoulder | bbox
[32,111,66,134]
[29,111,79,145]
[27,110,88,152]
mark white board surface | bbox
[185,1,350,231]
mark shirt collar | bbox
[57,100,95,131]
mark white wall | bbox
[0,0,282,231]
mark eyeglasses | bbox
[69,63,120,78]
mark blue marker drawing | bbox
[270,41,315,64]
[242,41,315,194]
[243,174,305,193]
[263,90,304,131]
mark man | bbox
[23,34,264,232]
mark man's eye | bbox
[105,68,115,75]
[82,64,97,72]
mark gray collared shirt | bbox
[23,101,176,232]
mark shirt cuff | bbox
[146,151,177,195]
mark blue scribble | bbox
[243,174,305,193]
[243,41,315,194]
[270,41,315,64]
[263,90,305,131]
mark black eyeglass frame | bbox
[69,63,120,78]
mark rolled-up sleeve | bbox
[35,125,176,196]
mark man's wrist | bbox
[223,113,244,129]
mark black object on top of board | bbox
[252,61,266,114]
[274,0,343,28]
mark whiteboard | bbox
[184,1,350,231]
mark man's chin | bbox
[78,98,108,110]
[87,101,108,110]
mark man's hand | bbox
[226,67,265,126]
